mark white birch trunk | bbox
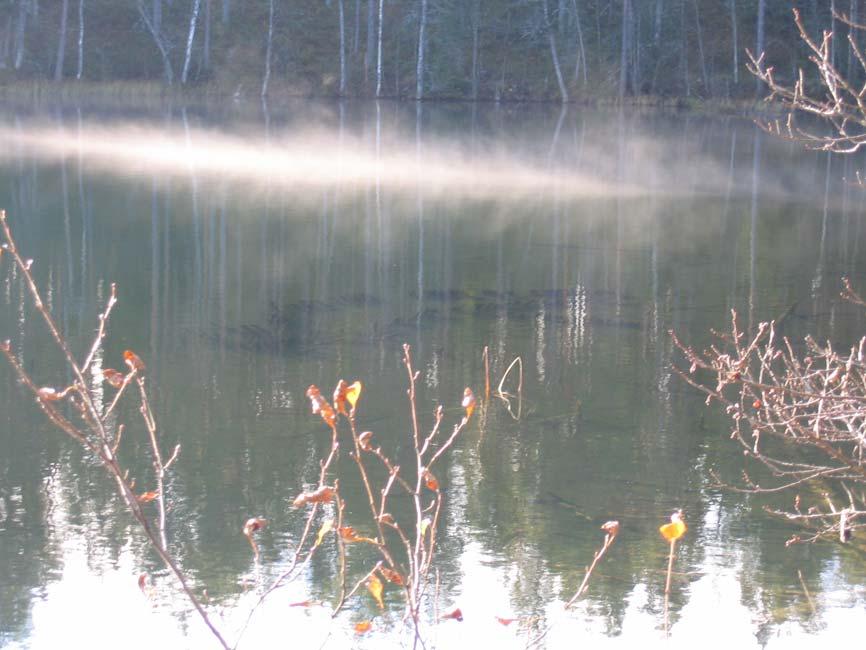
[693,0,708,93]
[619,0,630,98]
[261,0,274,98]
[137,0,174,84]
[471,0,480,99]
[541,0,567,102]
[755,0,765,94]
[153,0,161,34]
[13,0,25,71]
[730,0,738,85]
[365,0,374,82]
[76,0,83,80]
[572,0,586,84]
[339,0,346,95]
[203,0,210,71]
[353,0,360,53]
[376,0,383,97]
[54,0,69,82]
[416,0,427,99]
[181,0,202,85]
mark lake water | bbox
[1,102,865,649]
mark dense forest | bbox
[0,1,861,103]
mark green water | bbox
[1,103,865,649]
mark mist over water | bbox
[0,104,830,203]
[1,102,865,650]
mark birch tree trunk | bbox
[654,0,663,46]
[13,0,25,70]
[365,0,374,83]
[76,0,83,79]
[754,0,765,95]
[572,0,587,85]
[181,0,202,85]
[539,0,567,102]
[353,0,360,53]
[261,0,274,98]
[416,0,428,99]
[339,0,347,95]
[153,0,161,34]
[730,0,738,86]
[619,0,630,98]
[203,0,211,72]
[471,0,480,100]
[137,0,174,84]
[54,0,69,82]
[1,16,12,69]
[693,0,708,93]
[376,0,383,97]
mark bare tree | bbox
[14,0,27,71]
[619,0,630,98]
[137,0,174,84]
[542,0,568,102]
[54,0,69,81]
[673,298,866,546]
[730,0,738,86]
[339,0,347,95]
[75,0,83,80]
[376,0,383,97]
[415,0,428,99]
[748,8,866,169]
[261,0,274,98]
[181,0,202,85]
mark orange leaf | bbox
[306,385,336,427]
[659,511,687,543]
[367,574,384,609]
[289,600,314,608]
[102,368,125,388]
[462,387,476,420]
[379,567,404,585]
[136,491,160,503]
[354,621,373,634]
[495,616,518,626]
[292,485,336,508]
[601,520,620,538]
[333,379,349,416]
[441,606,463,622]
[243,517,267,537]
[137,572,149,593]
[423,469,439,492]
[338,526,375,544]
[123,350,146,372]
[37,387,63,401]
[358,430,373,451]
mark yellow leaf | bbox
[420,517,432,537]
[315,519,334,547]
[659,511,687,542]
[367,574,384,609]
[345,381,362,411]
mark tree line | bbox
[0,1,862,102]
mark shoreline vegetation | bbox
[0,3,847,116]
[0,79,773,120]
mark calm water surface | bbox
[1,103,865,649]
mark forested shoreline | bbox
[0,1,859,104]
